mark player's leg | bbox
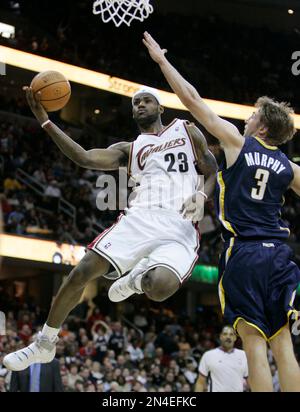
[139,214,198,301]
[269,325,300,392]
[219,240,287,391]
[109,265,180,302]
[109,238,196,302]
[3,251,111,371]
[266,244,300,391]
[109,212,198,303]
[46,250,110,328]
[236,320,273,392]
[142,267,180,301]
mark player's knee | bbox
[142,268,180,302]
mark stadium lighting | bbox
[1,45,300,128]
[94,109,101,114]
[0,22,15,39]
[0,233,86,265]
[288,9,294,14]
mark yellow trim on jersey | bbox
[233,317,269,342]
[225,238,235,265]
[217,172,237,235]
[219,239,235,316]
[279,226,290,235]
[268,309,298,342]
[218,276,226,315]
[254,136,278,151]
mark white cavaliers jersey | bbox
[128,119,200,212]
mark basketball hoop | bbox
[93,0,154,27]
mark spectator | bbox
[126,339,144,363]
[44,180,61,198]
[10,358,63,392]
[67,364,83,390]
[0,376,7,392]
[4,173,23,192]
[108,322,125,356]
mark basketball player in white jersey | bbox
[3,86,217,372]
[195,326,248,392]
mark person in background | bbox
[10,358,63,392]
[195,326,248,392]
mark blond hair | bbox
[255,96,296,145]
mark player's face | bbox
[244,111,262,136]
[220,327,237,349]
[132,93,161,126]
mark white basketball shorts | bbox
[88,208,200,283]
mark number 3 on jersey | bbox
[251,168,270,200]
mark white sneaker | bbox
[108,273,137,302]
[108,258,148,302]
[3,332,58,371]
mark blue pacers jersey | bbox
[215,136,294,241]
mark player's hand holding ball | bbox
[23,86,49,126]
[24,70,71,126]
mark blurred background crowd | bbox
[1,288,298,392]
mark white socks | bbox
[41,324,60,342]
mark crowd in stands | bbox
[0,1,299,110]
[0,115,120,245]
[1,287,298,392]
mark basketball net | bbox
[93,0,154,27]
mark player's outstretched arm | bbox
[290,161,300,197]
[143,32,244,150]
[24,86,129,170]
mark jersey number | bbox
[165,152,189,173]
[251,168,270,200]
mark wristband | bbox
[41,120,51,129]
[198,190,208,200]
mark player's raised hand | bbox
[143,32,168,65]
[23,86,49,125]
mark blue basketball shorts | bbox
[218,238,300,341]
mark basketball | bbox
[30,70,71,112]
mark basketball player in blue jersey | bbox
[3,86,217,372]
[143,32,300,392]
